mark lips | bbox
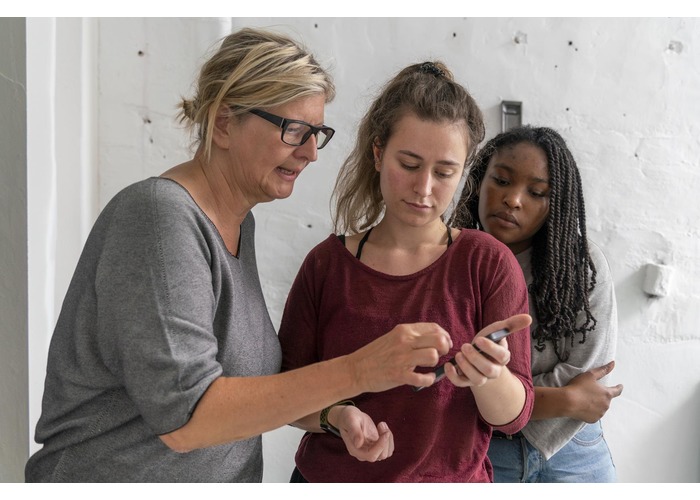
[276,165,301,179]
[493,211,518,226]
[405,199,432,210]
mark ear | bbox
[372,139,383,172]
[211,105,233,150]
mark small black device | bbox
[413,328,512,392]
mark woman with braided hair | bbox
[279,61,534,482]
[450,125,623,482]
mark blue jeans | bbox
[487,421,616,483]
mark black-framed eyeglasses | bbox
[249,109,335,149]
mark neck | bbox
[163,152,251,227]
[160,153,250,256]
[371,217,449,251]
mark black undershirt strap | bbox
[355,227,373,259]
[352,226,452,260]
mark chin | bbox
[272,188,294,200]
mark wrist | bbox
[319,400,355,437]
[560,384,577,418]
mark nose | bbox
[294,134,318,163]
[503,189,522,209]
[414,170,433,197]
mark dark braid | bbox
[449,126,597,362]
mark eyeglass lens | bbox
[282,122,333,149]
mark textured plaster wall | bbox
[22,17,700,483]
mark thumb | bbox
[591,360,615,381]
[610,383,624,398]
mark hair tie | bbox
[419,62,445,78]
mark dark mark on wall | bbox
[514,32,527,44]
[667,41,683,53]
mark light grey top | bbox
[517,240,617,459]
[26,177,281,482]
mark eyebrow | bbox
[398,150,463,167]
[492,163,549,184]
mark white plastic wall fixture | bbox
[642,263,674,297]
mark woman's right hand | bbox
[344,322,453,393]
[565,361,624,422]
[333,405,394,462]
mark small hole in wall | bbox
[566,107,570,111]
[138,50,144,56]
[453,33,457,37]
[307,224,313,228]
[667,41,683,53]
[314,24,318,28]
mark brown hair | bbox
[332,61,484,234]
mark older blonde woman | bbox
[25,28,453,483]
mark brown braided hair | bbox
[449,125,597,361]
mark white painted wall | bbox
[26,18,100,463]
[20,17,700,483]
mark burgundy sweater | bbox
[279,229,533,482]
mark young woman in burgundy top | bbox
[278,61,534,482]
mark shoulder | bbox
[453,228,515,260]
[104,177,196,218]
[294,235,348,280]
[98,178,213,249]
[587,239,614,284]
[304,234,345,261]
[450,229,523,280]
[587,239,609,265]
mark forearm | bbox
[531,366,622,422]
[160,321,451,452]
[161,355,358,452]
[530,385,573,420]
[290,404,349,433]
[472,367,526,426]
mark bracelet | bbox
[319,400,355,437]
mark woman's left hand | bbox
[336,405,394,462]
[444,314,530,388]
